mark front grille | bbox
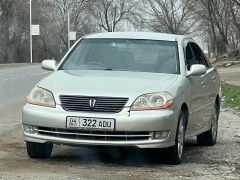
[37,127,151,141]
[60,95,128,113]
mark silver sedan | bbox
[22,32,221,164]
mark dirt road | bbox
[0,111,239,180]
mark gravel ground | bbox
[0,111,239,180]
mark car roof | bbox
[85,32,186,42]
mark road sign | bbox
[32,25,40,36]
[69,31,76,40]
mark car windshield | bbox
[60,38,179,74]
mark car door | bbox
[190,42,214,129]
[184,41,206,134]
[200,49,220,104]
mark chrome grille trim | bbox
[37,129,151,138]
[36,127,151,141]
[60,95,129,113]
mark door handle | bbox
[201,81,206,87]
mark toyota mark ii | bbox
[22,32,221,164]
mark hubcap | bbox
[177,116,184,159]
[212,106,218,140]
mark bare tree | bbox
[36,0,96,59]
[0,0,30,63]
[196,0,233,54]
[229,0,240,46]
[145,0,197,34]
[0,0,14,63]
[0,0,239,64]
[91,0,138,32]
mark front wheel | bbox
[26,141,53,159]
[197,103,219,146]
[167,111,186,164]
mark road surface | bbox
[218,64,240,86]
[0,65,48,135]
[0,65,239,179]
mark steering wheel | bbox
[85,61,107,68]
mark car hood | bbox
[38,70,178,105]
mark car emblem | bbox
[89,98,96,110]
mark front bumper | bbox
[22,104,179,148]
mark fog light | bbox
[154,131,170,139]
[22,124,36,134]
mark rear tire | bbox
[197,103,219,146]
[26,141,53,158]
[167,111,186,165]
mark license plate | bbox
[66,116,115,131]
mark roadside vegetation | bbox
[221,83,240,109]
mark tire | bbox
[197,103,219,146]
[26,141,53,159]
[167,111,186,165]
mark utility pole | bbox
[68,11,70,50]
[29,0,33,63]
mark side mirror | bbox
[187,64,206,77]
[41,60,57,71]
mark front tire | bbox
[197,103,219,146]
[26,141,53,158]
[167,111,186,164]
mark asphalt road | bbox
[0,65,240,179]
[218,64,240,85]
[0,65,48,135]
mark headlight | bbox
[27,87,56,108]
[130,92,173,111]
